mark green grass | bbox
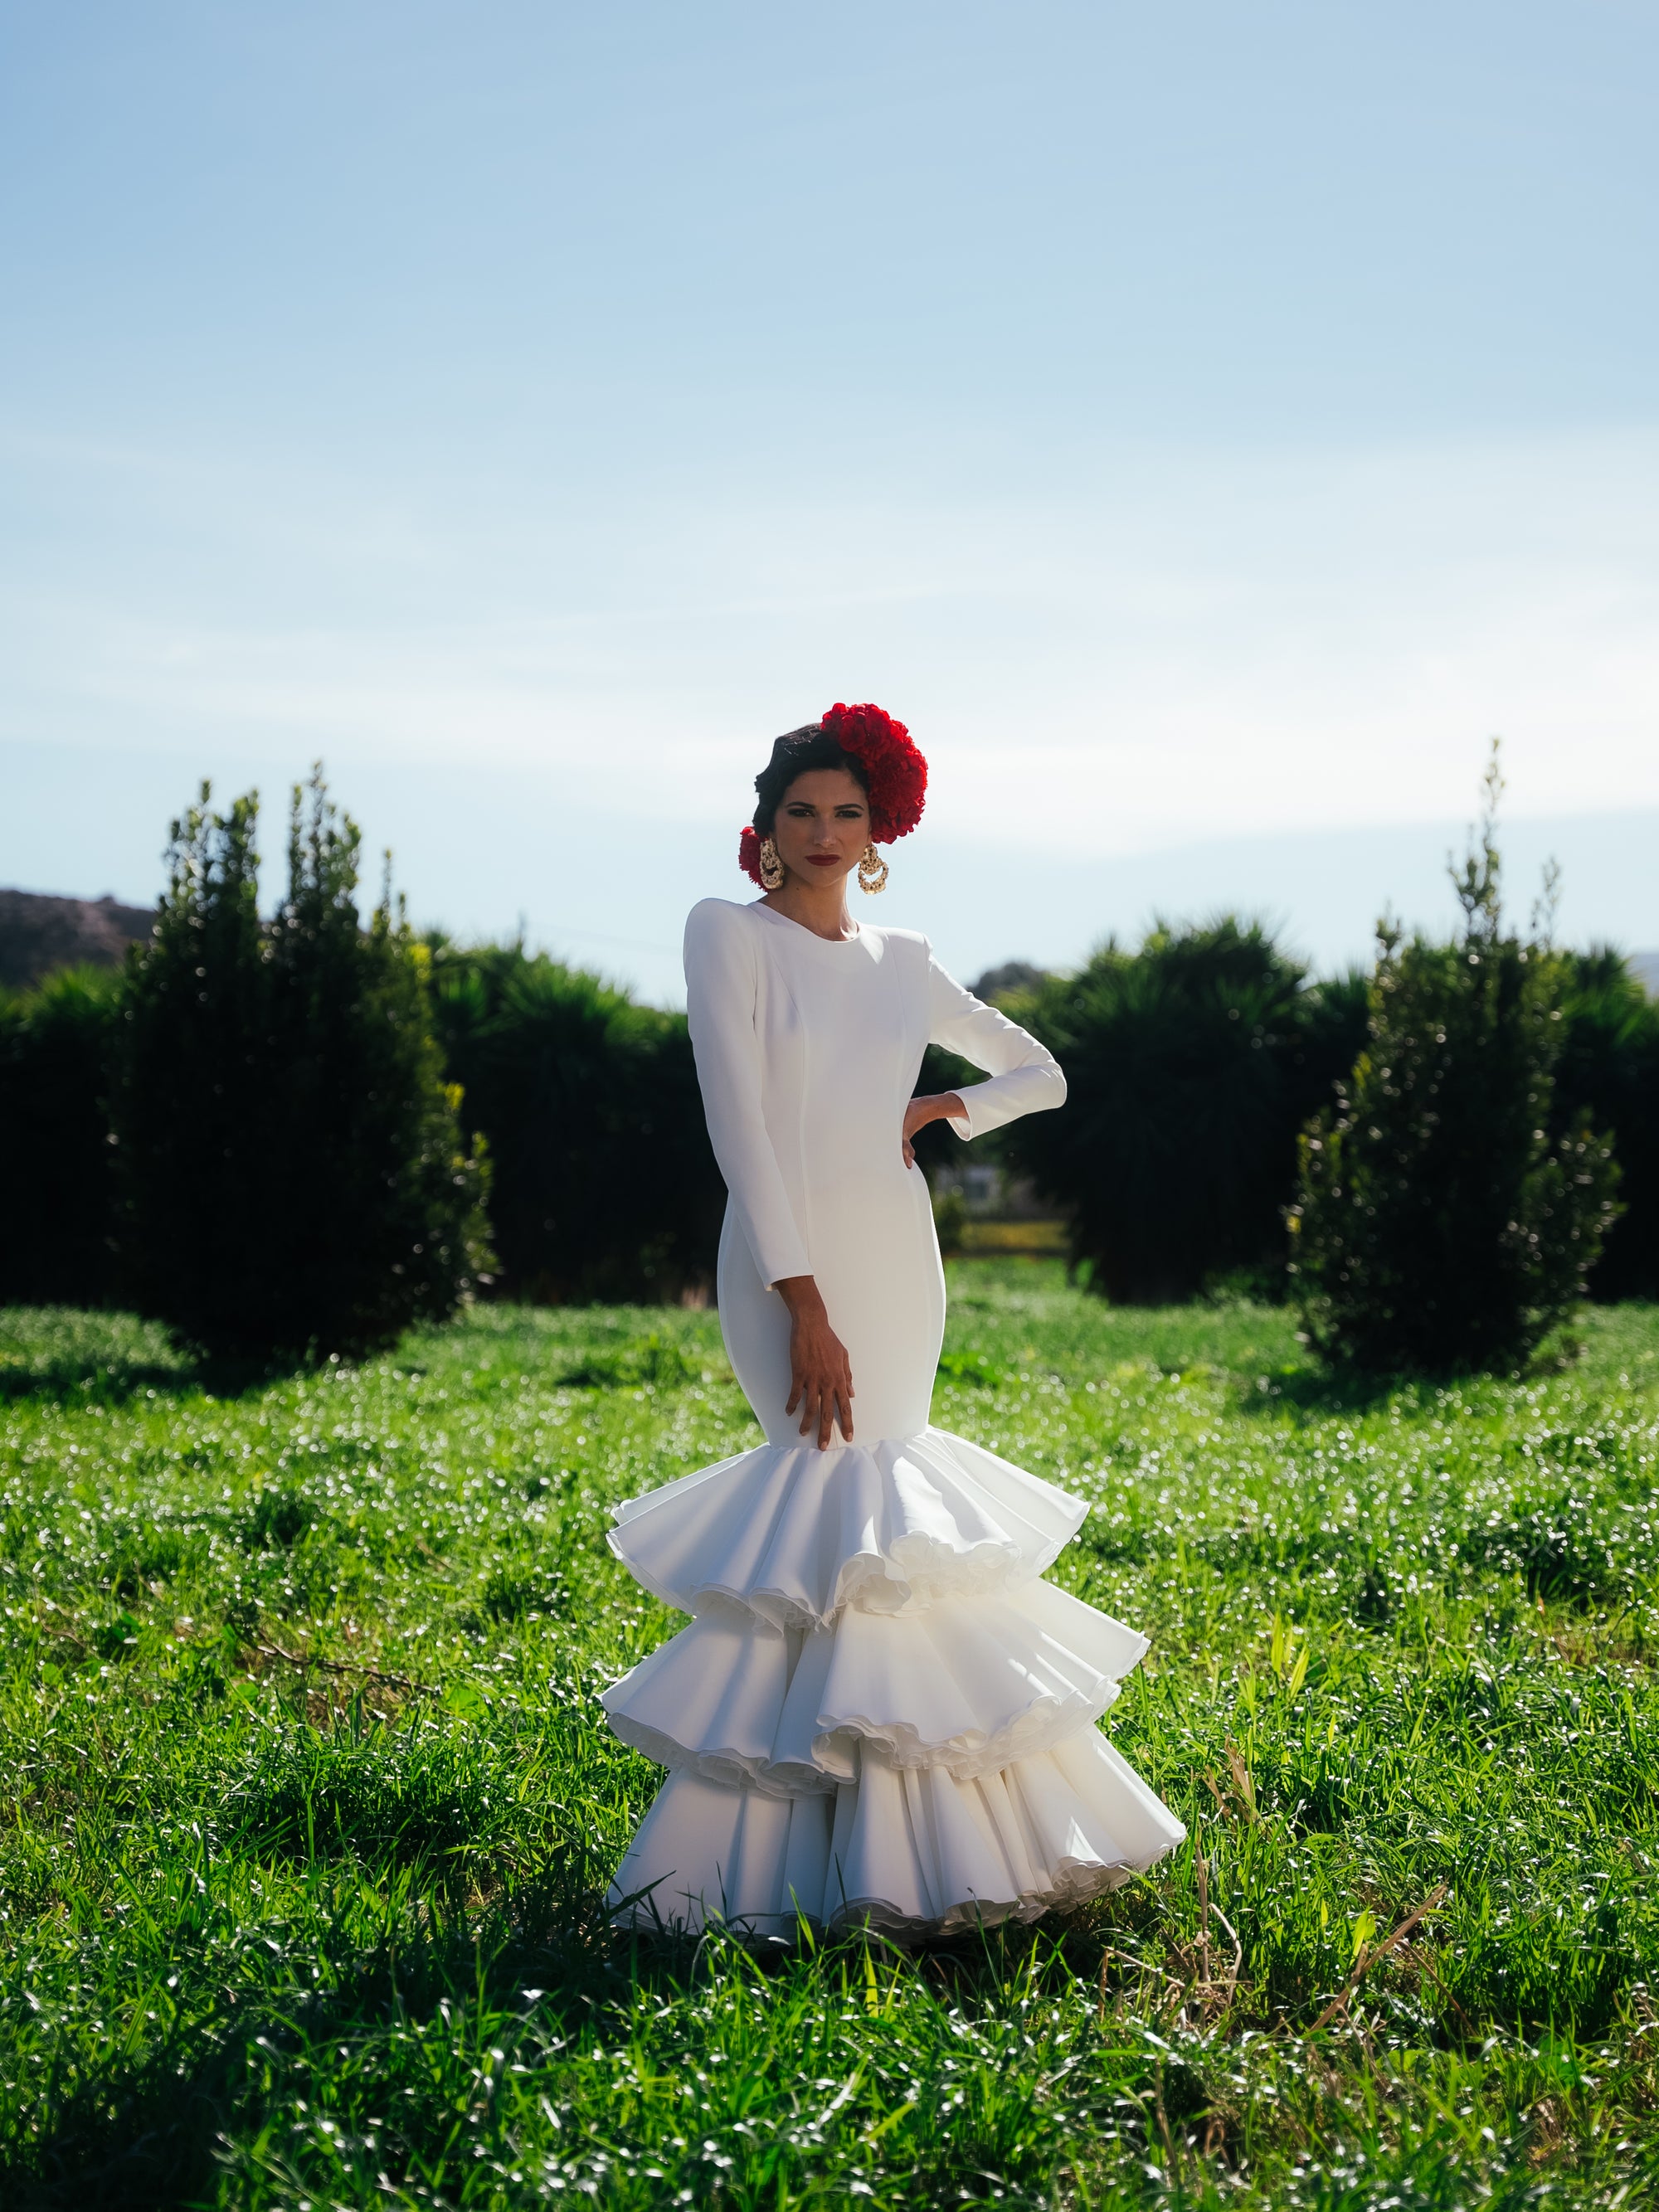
[2,1263,1657,2209]
[954,1218,1070,1255]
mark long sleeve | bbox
[927,950,1066,1141]
[684,902,813,1289]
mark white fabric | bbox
[683,900,815,1291]
[602,1577,1149,1792]
[611,1733,1185,1940]
[924,953,1066,1141]
[609,1425,1087,1629]
[605,897,1185,1937]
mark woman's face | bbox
[768,768,871,889]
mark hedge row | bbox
[3,906,1655,1334]
[1000,920,1370,1303]
[426,941,722,1303]
[0,935,725,1333]
[1004,922,1657,1307]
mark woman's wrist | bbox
[917,1092,966,1129]
[774,1274,825,1319]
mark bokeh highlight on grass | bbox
[2,1262,1657,2207]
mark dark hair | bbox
[752,726,869,835]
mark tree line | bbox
[2,764,1653,1375]
[998,752,1649,1371]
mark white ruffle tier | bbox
[604,1424,1185,1937]
[602,1577,1148,1792]
[607,1425,1087,1631]
[609,1732,1185,1938]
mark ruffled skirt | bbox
[602,1425,1185,1937]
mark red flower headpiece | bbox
[738,702,927,884]
[823,702,927,843]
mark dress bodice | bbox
[683,897,1064,1293]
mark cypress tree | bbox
[1289,747,1620,1373]
[114,771,490,1361]
[114,786,270,1349]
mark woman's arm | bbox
[684,902,853,1447]
[923,952,1066,1140]
[684,901,813,1288]
[901,1091,966,1166]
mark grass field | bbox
[952,1220,1071,1257]
[2,1262,1658,2210]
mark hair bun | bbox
[820,702,927,843]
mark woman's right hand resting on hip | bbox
[775,1276,854,1448]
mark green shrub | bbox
[1008,919,1367,1302]
[113,771,491,1361]
[0,966,123,1305]
[932,1186,968,1257]
[1556,950,1659,1300]
[1289,756,1621,1373]
[430,943,723,1301]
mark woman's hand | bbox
[775,1276,854,1448]
[902,1091,967,1168]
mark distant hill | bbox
[972,960,1048,1004]
[1632,952,1659,999]
[0,888,154,992]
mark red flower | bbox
[820,702,928,843]
[737,824,767,886]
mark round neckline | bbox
[751,901,866,948]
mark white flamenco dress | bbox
[603,898,1185,1937]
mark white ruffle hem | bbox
[602,1426,1185,1937]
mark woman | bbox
[602,705,1184,1937]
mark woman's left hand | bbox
[902,1091,966,1167]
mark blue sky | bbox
[2,2,1657,1002]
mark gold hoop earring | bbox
[857,843,889,895]
[758,836,786,891]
